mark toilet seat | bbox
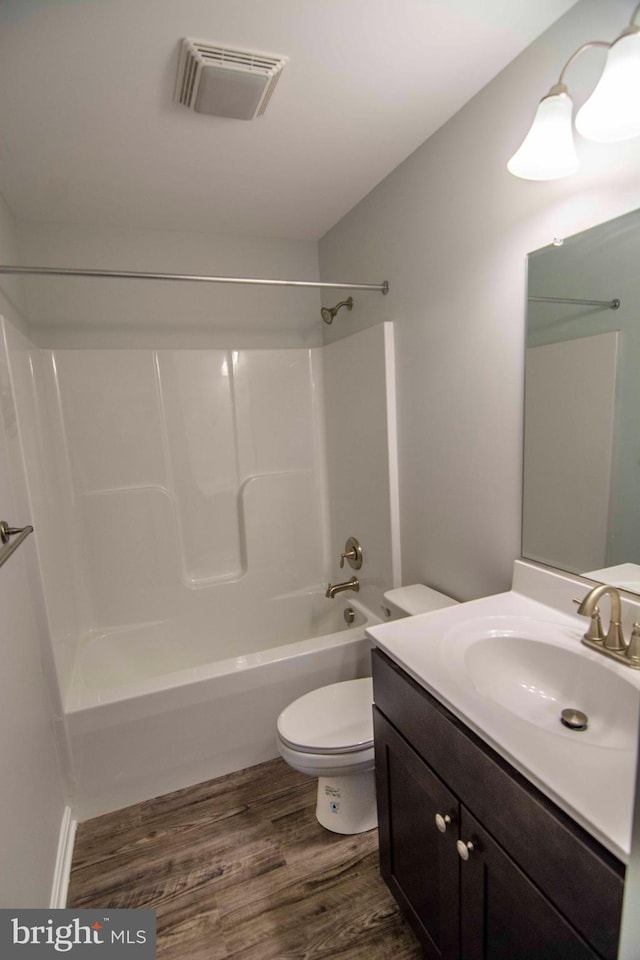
[277,739,375,778]
[277,677,373,755]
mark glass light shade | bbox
[575,30,640,142]
[507,91,579,180]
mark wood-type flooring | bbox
[67,757,423,959]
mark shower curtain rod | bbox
[528,295,620,310]
[0,264,389,294]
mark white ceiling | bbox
[0,0,578,241]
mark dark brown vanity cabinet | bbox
[372,649,625,960]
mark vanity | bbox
[367,561,640,960]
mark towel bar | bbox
[0,520,34,570]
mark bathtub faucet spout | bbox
[325,576,360,599]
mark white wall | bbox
[0,196,70,907]
[16,221,323,349]
[319,0,640,602]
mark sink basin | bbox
[446,619,638,749]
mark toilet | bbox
[276,584,458,834]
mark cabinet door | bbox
[458,808,600,960]
[374,708,459,960]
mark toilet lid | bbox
[277,677,373,754]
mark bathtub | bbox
[65,592,385,820]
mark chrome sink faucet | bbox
[325,576,360,599]
[576,583,640,668]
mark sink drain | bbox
[560,708,589,731]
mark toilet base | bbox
[315,771,377,834]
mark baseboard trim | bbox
[50,806,77,908]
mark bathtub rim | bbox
[65,595,383,722]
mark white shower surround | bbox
[46,345,328,681]
[3,319,398,816]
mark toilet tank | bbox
[383,584,459,619]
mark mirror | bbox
[523,208,640,595]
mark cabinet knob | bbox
[435,813,452,833]
[456,839,474,861]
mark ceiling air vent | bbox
[175,39,287,120]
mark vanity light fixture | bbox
[508,2,640,180]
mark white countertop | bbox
[367,575,640,863]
